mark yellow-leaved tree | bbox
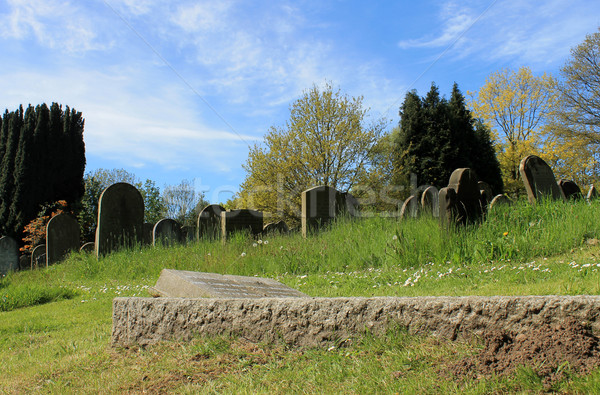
[469,67,557,195]
[236,83,387,224]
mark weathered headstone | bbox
[142,223,154,246]
[0,236,19,275]
[79,242,95,254]
[197,204,225,240]
[336,192,360,217]
[558,179,583,200]
[221,210,263,241]
[420,186,439,217]
[399,195,419,219]
[447,168,482,225]
[519,155,565,204]
[263,220,289,235]
[95,183,144,257]
[149,269,308,298]
[489,194,511,210]
[31,244,46,269]
[438,187,457,227]
[153,219,183,247]
[46,213,80,265]
[301,185,340,237]
[587,185,599,201]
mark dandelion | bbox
[258,240,263,244]
[240,252,246,257]
[392,235,398,241]
[252,243,258,247]
[264,240,269,245]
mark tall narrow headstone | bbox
[587,185,599,201]
[153,219,183,247]
[198,204,225,240]
[420,186,439,217]
[438,187,457,227]
[95,183,144,257]
[46,213,80,265]
[221,210,263,241]
[301,185,339,238]
[31,244,46,269]
[0,236,19,275]
[558,179,583,200]
[447,168,482,225]
[519,155,565,204]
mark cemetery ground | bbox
[3,200,600,392]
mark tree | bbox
[161,179,207,226]
[469,67,556,194]
[395,83,502,194]
[237,82,387,223]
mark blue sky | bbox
[1,0,599,203]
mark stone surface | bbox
[447,168,482,225]
[153,219,183,247]
[95,183,144,257]
[263,220,289,234]
[79,242,95,254]
[301,185,340,237]
[399,195,419,219]
[46,213,80,265]
[31,244,47,268]
[420,186,439,217]
[197,204,224,240]
[558,179,583,200]
[0,236,19,275]
[519,155,565,203]
[336,192,360,217]
[221,210,263,241]
[181,226,196,243]
[149,269,308,299]
[112,295,600,348]
[588,185,599,201]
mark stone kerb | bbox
[221,209,263,241]
[153,219,183,247]
[46,213,80,265]
[0,236,19,275]
[95,183,144,257]
[112,295,600,348]
[198,204,224,240]
[519,155,565,204]
[301,185,339,238]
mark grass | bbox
[2,197,600,393]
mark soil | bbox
[446,317,600,388]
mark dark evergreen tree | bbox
[0,107,23,236]
[394,83,503,194]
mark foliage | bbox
[237,82,387,223]
[0,103,85,243]
[469,67,557,195]
[21,200,69,255]
[161,179,208,226]
[395,83,503,194]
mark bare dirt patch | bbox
[447,317,600,388]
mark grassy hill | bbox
[2,198,600,393]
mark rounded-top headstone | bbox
[79,242,95,253]
[31,244,47,268]
[46,213,80,265]
[489,194,511,210]
[519,155,565,203]
[420,186,439,217]
[399,195,419,219]
[301,185,340,237]
[263,220,289,234]
[558,179,583,200]
[153,218,183,246]
[198,204,225,240]
[95,182,144,257]
[587,185,599,201]
[447,168,482,224]
[0,236,19,275]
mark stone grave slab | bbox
[149,269,308,299]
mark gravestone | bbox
[153,219,183,247]
[149,269,308,298]
[142,223,154,246]
[19,255,29,271]
[198,204,225,240]
[336,192,360,217]
[301,185,340,237]
[438,187,458,227]
[399,195,419,219]
[0,236,19,275]
[420,186,439,217]
[519,155,565,204]
[221,210,263,241]
[588,185,599,201]
[95,183,144,257]
[489,194,511,210]
[181,225,196,243]
[46,213,80,265]
[31,244,46,269]
[447,168,482,225]
[263,220,289,234]
[79,242,95,254]
[558,179,583,200]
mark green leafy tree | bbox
[162,179,208,226]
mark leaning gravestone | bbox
[301,185,340,238]
[31,244,46,269]
[399,195,419,219]
[0,236,19,275]
[519,155,565,204]
[153,219,183,247]
[95,183,144,257]
[420,186,439,217]
[221,210,263,241]
[588,185,599,201]
[438,187,458,227]
[198,204,225,240]
[149,269,308,298]
[558,179,583,200]
[447,168,482,225]
[46,213,80,265]
[263,220,289,234]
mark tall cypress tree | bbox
[0,107,24,236]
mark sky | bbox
[1,0,599,204]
